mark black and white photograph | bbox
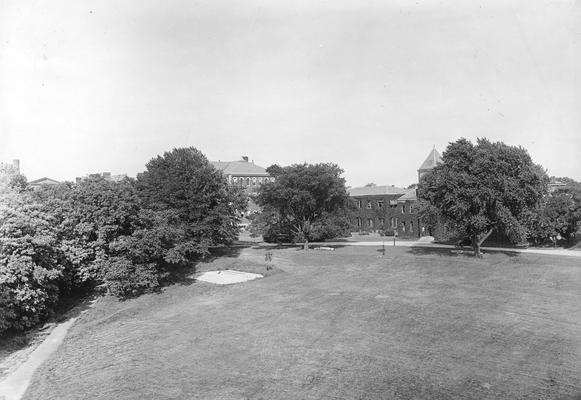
[1,0,580,399]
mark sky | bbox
[1,0,580,187]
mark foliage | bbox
[0,147,253,333]
[526,178,581,245]
[8,174,28,193]
[419,138,548,256]
[254,163,351,249]
[137,147,246,257]
[0,183,64,332]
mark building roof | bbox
[397,189,417,202]
[29,177,60,186]
[210,160,269,176]
[349,185,407,197]
[418,148,443,171]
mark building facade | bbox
[29,177,61,189]
[349,185,422,238]
[210,156,273,192]
[349,148,443,238]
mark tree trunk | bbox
[471,235,481,257]
[471,228,494,258]
[303,238,309,251]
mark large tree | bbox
[420,138,548,256]
[137,147,246,257]
[255,163,352,249]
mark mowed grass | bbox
[22,246,581,400]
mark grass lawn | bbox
[22,246,581,400]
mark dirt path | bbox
[0,318,76,400]
[0,299,96,400]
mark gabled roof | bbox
[210,160,269,176]
[349,185,407,197]
[418,148,443,171]
[29,177,60,185]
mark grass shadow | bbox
[407,245,521,258]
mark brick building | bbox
[210,156,273,192]
[349,148,442,238]
[349,185,421,238]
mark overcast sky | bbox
[1,0,580,187]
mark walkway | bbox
[312,238,581,258]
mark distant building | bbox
[349,185,421,238]
[417,148,442,181]
[0,159,20,176]
[349,148,444,238]
[548,179,567,193]
[29,177,61,189]
[75,172,128,183]
[210,156,272,191]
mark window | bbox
[233,177,238,182]
[366,201,372,209]
[357,218,361,228]
[410,221,414,233]
[357,200,362,209]
[409,204,413,213]
[401,222,406,233]
[390,200,398,208]
[377,200,384,209]
[401,205,406,214]
[368,218,374,228]
[390,217,395,228]
[379,218,385,227]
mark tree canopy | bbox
[255,163,352,249]
[137,147,246,256]
[419,138,548,256]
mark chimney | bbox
[242,156,248,162]
[12,159,19,173]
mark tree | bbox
[137,147,246,258]
[255,163,351,250]
[0,180,64,333]
[420,138,548,256]
[527,177,581,245]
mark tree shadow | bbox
[406,246,520,258]
[0,294,97,361]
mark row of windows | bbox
[356,217,415,233]
[356,199,413,213]
[230,176,274,185]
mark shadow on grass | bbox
[164,245,248,287]
[0,293,97,364]
[406,246,521,258]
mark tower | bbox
[417,148,442,182]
